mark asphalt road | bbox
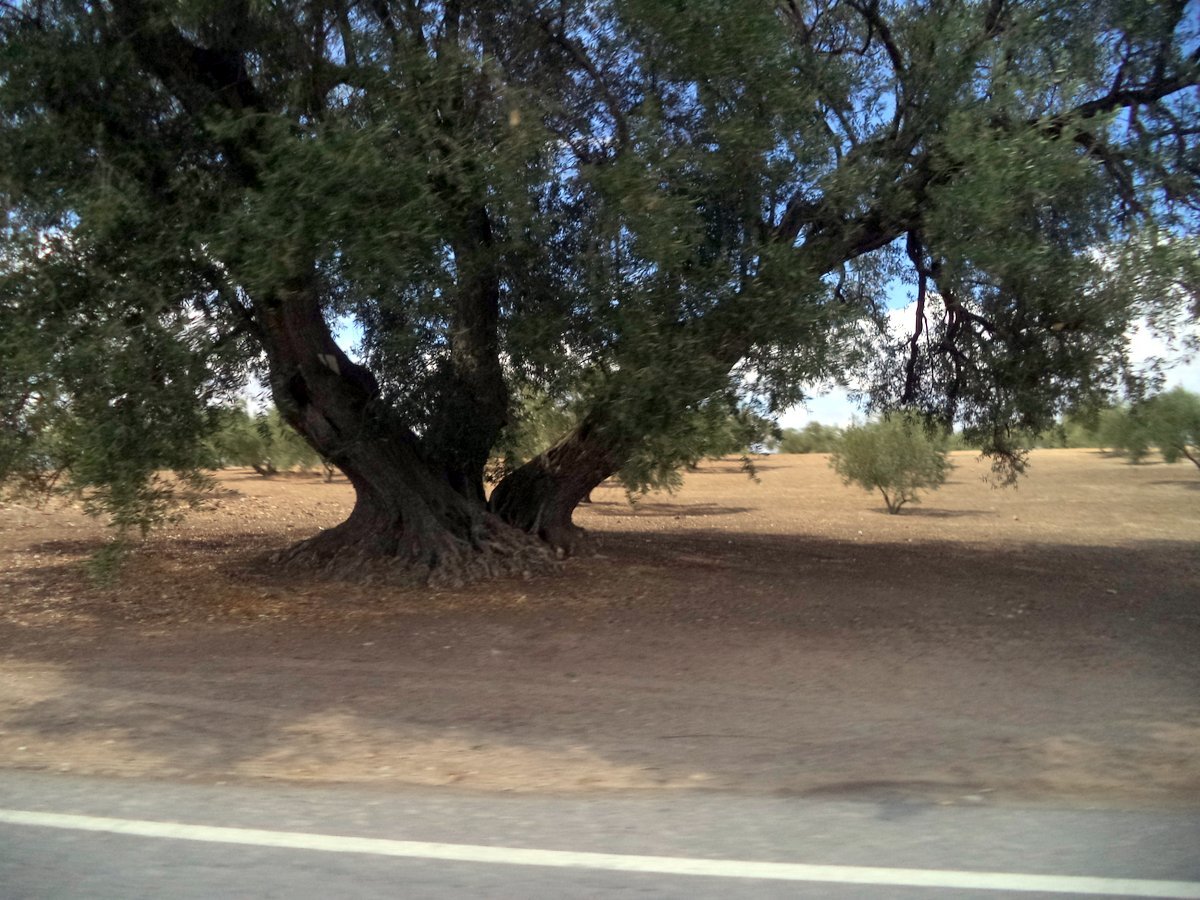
[2,772,1199,899]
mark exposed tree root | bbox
[539,521,588,557]
[268,513,560,588]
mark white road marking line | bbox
[1,808,1197,897]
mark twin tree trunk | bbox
[273,331,616,579]
[256,279,560,584]
[250,208,895,582]
[254,269,745,581]
[115,8,578,583]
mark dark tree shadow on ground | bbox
[25,536,254,557]
[592,503,753,517]
[866,507,993,518]
[24,539,108,557]
[1148,479,1200,490]
[683,463,786,474]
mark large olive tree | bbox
[2,0,1196,581]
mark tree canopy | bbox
[1,0,1197,581]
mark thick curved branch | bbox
[1040,65,1200,137]
[110,0,264,112]
[1072,129,1147,217]
[530,7,629,152]
[108,0,267,187]
[848,0,906,78]
[982,0,1008,38]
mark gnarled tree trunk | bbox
[110,3,539,583]
[419,203,509,505]
[489,418,619,553]
[258,277,551,584]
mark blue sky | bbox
[777,319,1200,429]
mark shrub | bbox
[1095,404,1152,462]
[208,406,323,476]
[830,415,951,514]
[1143,388,1200,469]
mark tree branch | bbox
[335,0,358,69]
[848,0,905,78]
[108,0,267,186]
[902,230,930,403]
[1040,65,1200,137]
[982,0,1008,38]
[530,7,630,152]
[1072,129,1147,218]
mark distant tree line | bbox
[209,387,1197,473]
[775,423,844,455]
[1088,388,1200,468]
[774,388,1200,471]
[208,407,338,482]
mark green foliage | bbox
[946,431,978,452]
[1088,390,1200,468]
[0,238,225,536]
[1085,390,1200,468]
[1062,417,1102,450]
[616,398,780,497]
[777,423,842,454]
[1033,411,1107,450]
[830,416,952,514]
[1142,388,1200,468]
[486,388,579,484]
[1,0,1197,550]
[491,387,778,497]
[208,407,324,477]
[703,407,781,458]
[997,408,1107,450]
[1096,404,1153,462]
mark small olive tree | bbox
[1096,404,1152,462]
[830,416,951,514]
[208,407,324,477]
[1144,388,1200,470]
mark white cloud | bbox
[778,387,862,428]
[1127,318,1200,392]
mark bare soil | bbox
[1,449,1197,809]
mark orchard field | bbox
[0,450,1197,808]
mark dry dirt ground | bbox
[1,450,1197,809]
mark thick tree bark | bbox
[256,276,551,583]
[489,417,618,553]
[420,203,509,504]
[285,431,549,584]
